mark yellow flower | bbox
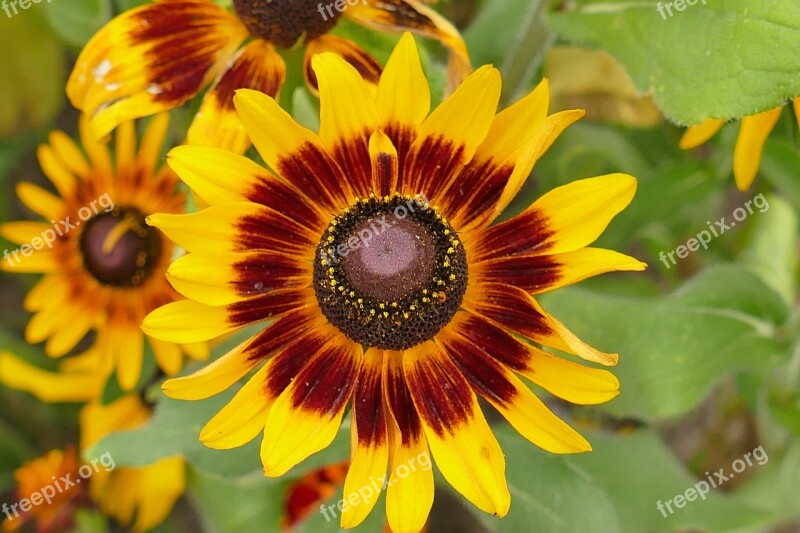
[79,395,185,532]
[0,349,105,403]
[1,447,85,533]
[66,0,470,155]
[0,115,207,391]
[144,34,644,532]
[680,98,800,191]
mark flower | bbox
[79,395,185,532]
[0,115,207,391]
[67,0,470,155]
[0,349,105,403]
[679,98,800,191]
[1,447,87,533]
[144,34,645,532]
[281,461,349,531]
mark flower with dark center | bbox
[67,0,471,155]
[0,114,208,391]
[144,34,646,533]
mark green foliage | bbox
[549,0,800,124]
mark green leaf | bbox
[740,194,798,307]
[572,429,771,531]
[43,0,112,48]
[0,12,65,137]
[479,425,621,533]
[189,468,289,533]
[548,0,800,124]
[540,265,791,420]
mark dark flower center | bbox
[79,207,162,288]
[232,0,343,48]
[313,195,468,351]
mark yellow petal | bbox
[377,32,430,128]
[679,118,724,149]
[142,299,237,344]
[733,107,782,191]
[0,352,104,403]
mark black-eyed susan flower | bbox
[67,0,470,155]
[281,461,349,530]
[0,115,207,391]
[680,98,800,191]
[79,395,185,532]
[0,349,105,403]
[143,33,645,533]
[1,447,87,533]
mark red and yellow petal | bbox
[404,342,510,517]
[472,174,637,262]
[148,201,318,258]
[233,89,354,211]
[473,247,646,295]
[341,349,389,529]
[67,0,249,138]
[401,66,501,198]
[312,51,381,197]
[435,334,594,452]
[187,39,286,155]
[383,351,434,533]
[463,282,618,366]
[260,328,363,477]
[166,145,329,233]
[305,35,382,92]
[166,251,310,307]
[345,0,471,92]
[161,306,322,400]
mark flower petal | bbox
[166,145,328,232]
[312,51,381,197]
[345,0,470,92]
[187,39,285,154]
[261,332,362,477]
[733,107,782,191]
[233,89,353,211]
[340,349,389,529]
[67,0,248,138]
[161,306,322,400]
[474,247,646,294]
[305,35,381,92]
[679,118,724,149]
[383,351,434,533]
[463,282,618,366]
[472,174,637,261]
[0,352,104,403]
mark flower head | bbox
[0,115,207,391]
[145,34,645,532]
[67,0,470,154]
[2,447,87,533]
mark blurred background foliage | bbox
[1,0,800,532]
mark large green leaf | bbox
[548,0,800,124]
[572,430,771,532]
[540,265,791,420]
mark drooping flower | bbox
[680,98,800,191]
[144,34,645,532]
[66,0,470,154]
[0,115,207,391]
[1,447,87,533]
